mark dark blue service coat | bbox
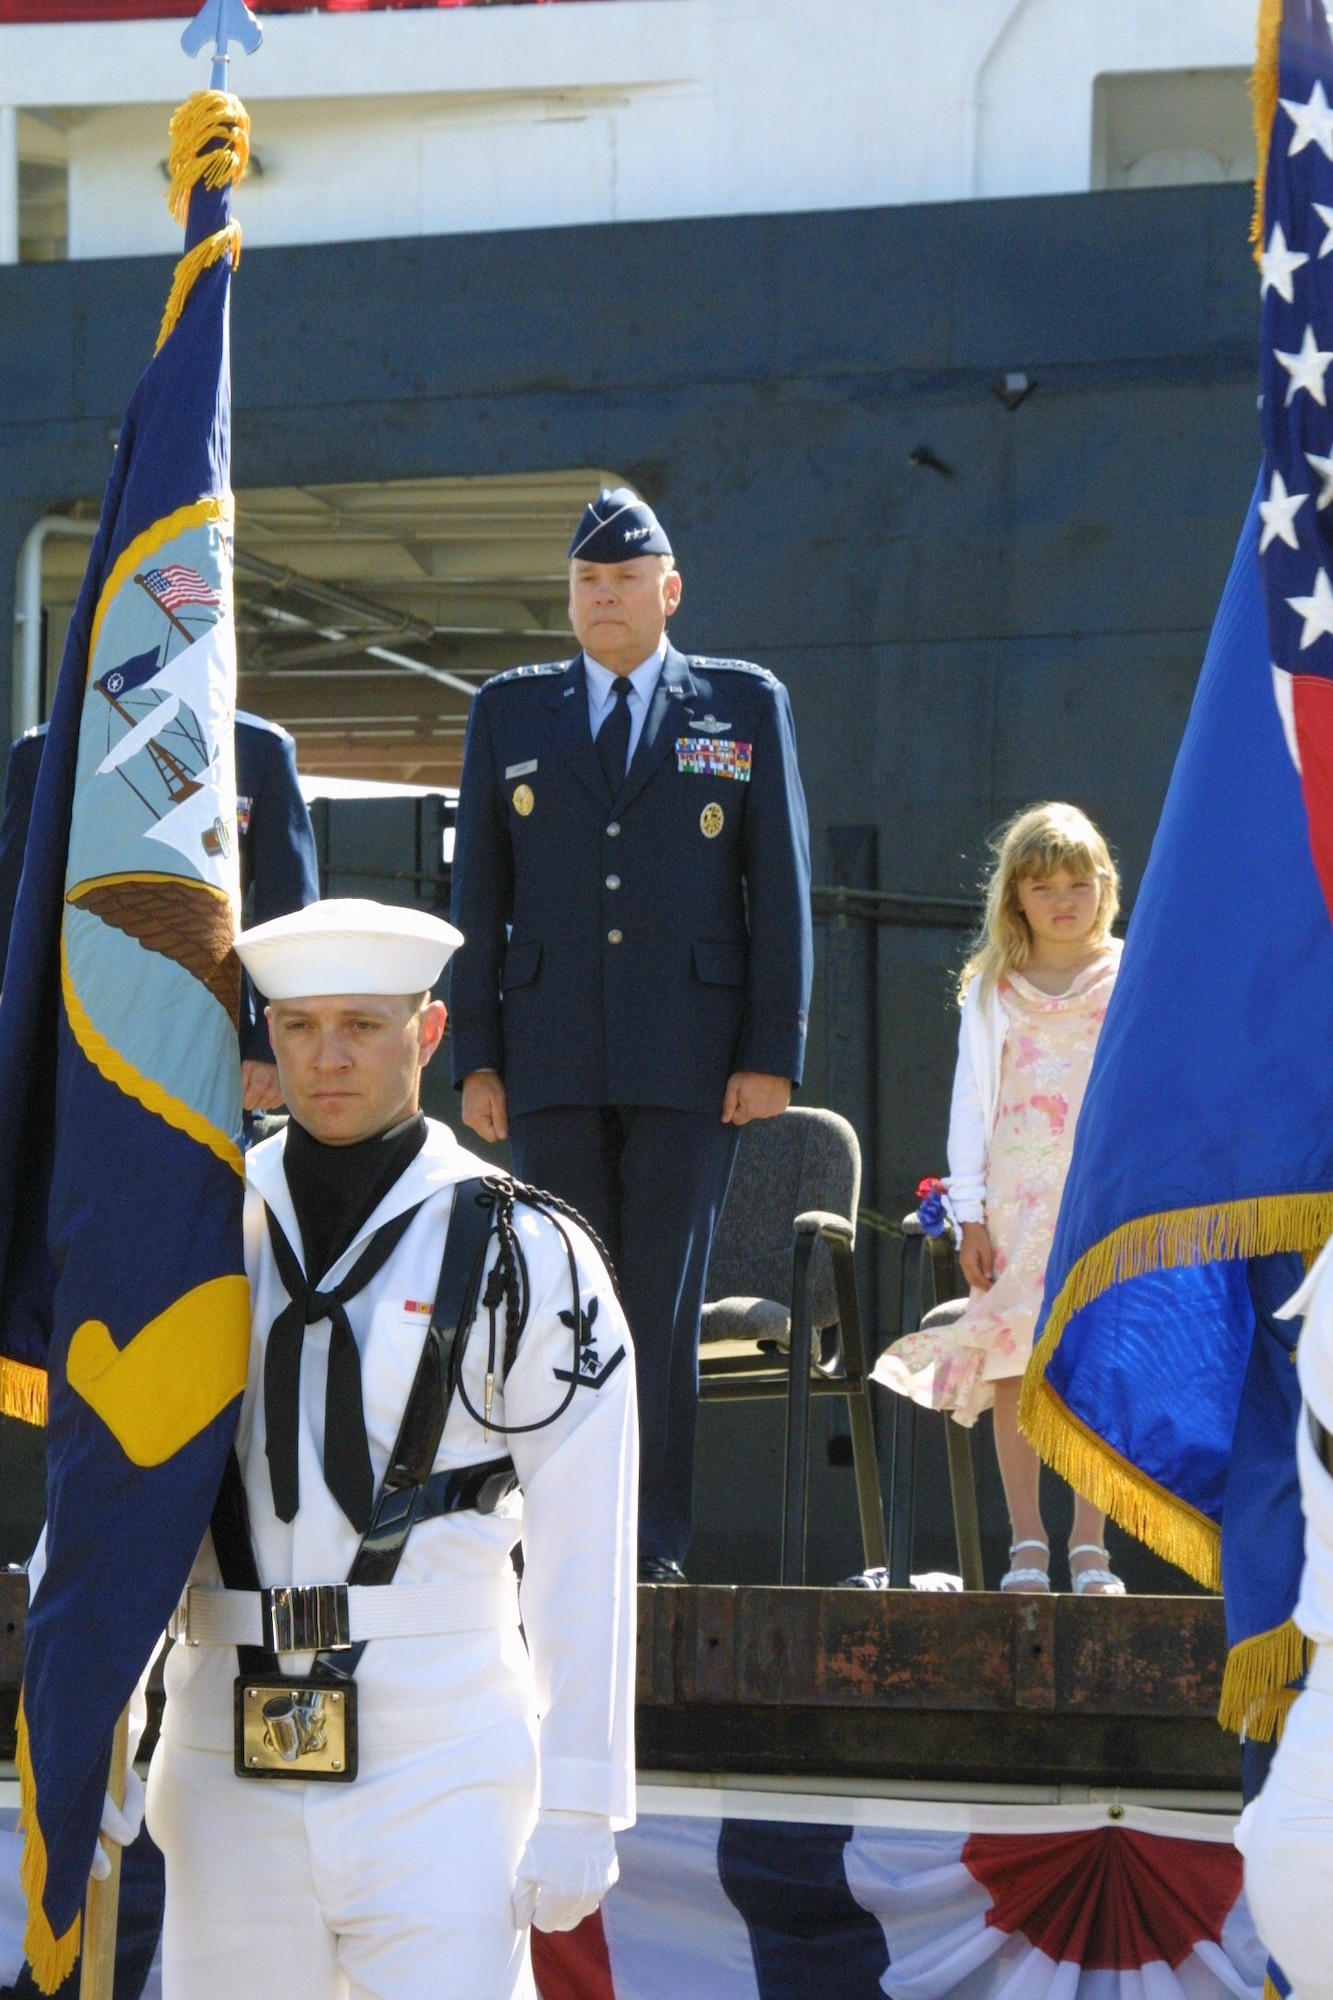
[0,711,319,1063]
[449,643,813,1116]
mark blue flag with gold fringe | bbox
[1022,0,1333,1753]
[0,92,253,1989]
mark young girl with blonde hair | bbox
[875,802,1125,1595]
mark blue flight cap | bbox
[568,487,673,563]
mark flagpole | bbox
[78,1707,128,2000]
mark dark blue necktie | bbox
[596,676,632,796]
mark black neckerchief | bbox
[264,1111,430,1531]
[282,1111,428,1285]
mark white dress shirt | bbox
[583,642,667,772]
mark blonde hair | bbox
[960,802,1119,1003]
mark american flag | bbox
[1259,0,1333,918]
[139,563,221,614]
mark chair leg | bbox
[781,1230,817,1584]
[945,1418,985,1591]
[828,1233,888,1573]
[889,1398,916,1586]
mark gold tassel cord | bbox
[1218,1618,1311,1738]
[0,1357,47,1427]
[154,222,243,357]
[164,91,250,227]
[17,1701,80,1995]
[1252,0,1284,260]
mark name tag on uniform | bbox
[676,737,752,781]
[505,760,538,780]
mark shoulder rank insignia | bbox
[677,737,752,780]
[554,1295,627,1391]
[485,661,570,688]
[689,656,776,683]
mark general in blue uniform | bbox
[0,710,319,1096]
[449,490,812,1572]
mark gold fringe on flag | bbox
[1263,1978,1285,2000]
[16,1700,80,1994]
[164,90,250,227]
[154,221,243,356]
[1252,0,1284,260]
[1019,1190,1333,1587]
[1218,1618,1311,1738]
[1021,1374,1222,1589]
[0,1357,47,1427]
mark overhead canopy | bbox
[37,468,618,783]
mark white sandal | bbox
[1000,1539,1051,1592]
[1069,1544,1126,1596]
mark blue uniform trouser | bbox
[508,1105,739,1566]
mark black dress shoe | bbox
[638,1556,688,1584]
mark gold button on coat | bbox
[607,929,623,945]
[700,802,724,838]
[512,783,535,817]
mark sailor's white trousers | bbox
[1241,1657,1333,2000]
[145,1714,539,2000]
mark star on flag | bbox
[1316,202,1333,258]
[1275,324,1333,405]
[1260,470,1309,552]
[1287,567,1333,648]
[1283,79,1333,160]
[1262,222,1310,303]
[1307,448,1333,511]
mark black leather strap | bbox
[418,1455,517,1522]
[209,1177,507,1685]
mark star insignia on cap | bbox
[1283,80,1333,160]
[1287,567,1333,648]
[1260,469,1309,552]
[1275,324,1333,406]
[1261,222,1310,303]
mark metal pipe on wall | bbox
[0,107,18,266]
[12,517,96,738]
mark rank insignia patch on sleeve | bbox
[676,737,752,780]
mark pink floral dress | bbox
[877,951,1119,1427]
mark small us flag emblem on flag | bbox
[138,564,221,613]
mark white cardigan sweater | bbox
[945,943,1121,1225]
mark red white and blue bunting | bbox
[532,1795,1263,2000]
[0,1790,1264,2000]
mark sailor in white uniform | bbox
[1238,1237,1333,2000]
[143,898,638,2000]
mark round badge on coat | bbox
[512,784,535,817]
[700,802,724,839]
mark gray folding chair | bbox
[698,1107,888,1583]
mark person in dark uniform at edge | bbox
[0,711,320,1113]
[449,488,813,1582]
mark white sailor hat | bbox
[234,898,464,1001]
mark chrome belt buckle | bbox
[260,1583,351,1653]
[234,1676,357,1783]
